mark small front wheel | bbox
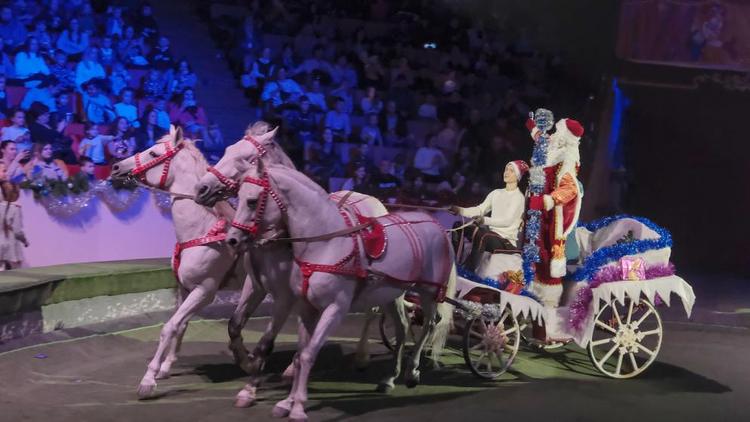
[463,308,520,379]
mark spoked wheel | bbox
[588,298,663,379]
[463,308,520,379]
[379,303,422,351]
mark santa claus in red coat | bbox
[524,113,585,306]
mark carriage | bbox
[380,214,696,380]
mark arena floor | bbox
[0,313,747,422]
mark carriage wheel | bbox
[588,298,663,379]
[379,304,422,351]
[463,308,520,379]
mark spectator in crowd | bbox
[28,101,74,163]
[292,45,331,83]
[78,122,114,165]
[74,155,96,182]
[413,135,447,183]
[30,20,52,53]
[171,59,197,94]
[243,47,274,95]
[150,36,175,73]
[107,117,136,161]
[200,122,225,163]
[0,162,27,269]
[304,78,327,112]
[105,7,125,38]
[0,6,27,49]
[135,106,166,151]
[99,36,116,67]
[117,26,141,62]
[74,47,105,90]
[279,44,297,71]
[477,133,515,185]
[78,2,96,34]
[82,79,114,124]
[14,37,49,87]
[329,79,353,114]
[0,36,14,77]
[288,96,317,147]
[304,130,342,185]
[56,17,89,58]
[153,97,171,130]
[261,66,303,111]
[371,159,401,199]
[49,50,75,90]
[127,44,149,68]
[21,77,59,111]
[141,68,167,100]
[134,2,159,42]
[324,97,351,141]
[391,57,415,87]
[114,88,139,128]
[330,55,357,88]
[361,53,386,90]
[360,113,383,146]
[109,61,131,96]
[436,116,462,156]
[0,75,8,118]
[1,109,31,154]
[25,142,68,180]
[50,90,72,125]
[360,86,383,115]
[379,100,407,144]
[341,164,370,193]
[1,140,29,182]
[417,93,438,119]
[170,88,208,138]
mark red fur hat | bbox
[508,160,529,180]
[565,119,584,137]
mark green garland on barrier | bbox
[19,177,171,218]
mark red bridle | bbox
[131,142,184,190]
[230,171,286,237]
[206,135,268,194]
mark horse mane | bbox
[245,120,297,170]
[266,163,327,197]
[156,133,208,180]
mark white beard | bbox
[545,136,580,168]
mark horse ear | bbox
[175,126,184,142]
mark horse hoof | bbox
[375,383,394,393]
[136,382,157,400]
[234,396,255,408]
[155,370,170,380]
[271,404,290,418]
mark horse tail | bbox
[430,262,457,364]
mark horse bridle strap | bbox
[230,171,286,235]
[206,135,268,192]
[132,142,184,190]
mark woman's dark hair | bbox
[24,36,38,53]
[0,140,16,153]
[140,105,157,127]
[111,116,131,135]
[28,102,50,122]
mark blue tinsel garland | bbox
[521,128,549,285]
[569,214,673,282]
[456,265,540,302]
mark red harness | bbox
[206,135,268,194]
[130,141,228,280]
[230,171,287,236]
[172,219,227,280]
[131,142,184,190]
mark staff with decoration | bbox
[523,108,585,308]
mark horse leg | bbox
[376,299,407,393]
[354,307,378,371]
[156,286,190,379]
[272,310,315,419]
[229,274,267,373]
[286,301,348,422]
[403,296,437,388]
[137,285,215,399]
[234,291,296,408]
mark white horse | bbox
[110,128,296,405]
[194,122,390,371]
[226,162,457,421]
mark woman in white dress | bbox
[0,163,28,269]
